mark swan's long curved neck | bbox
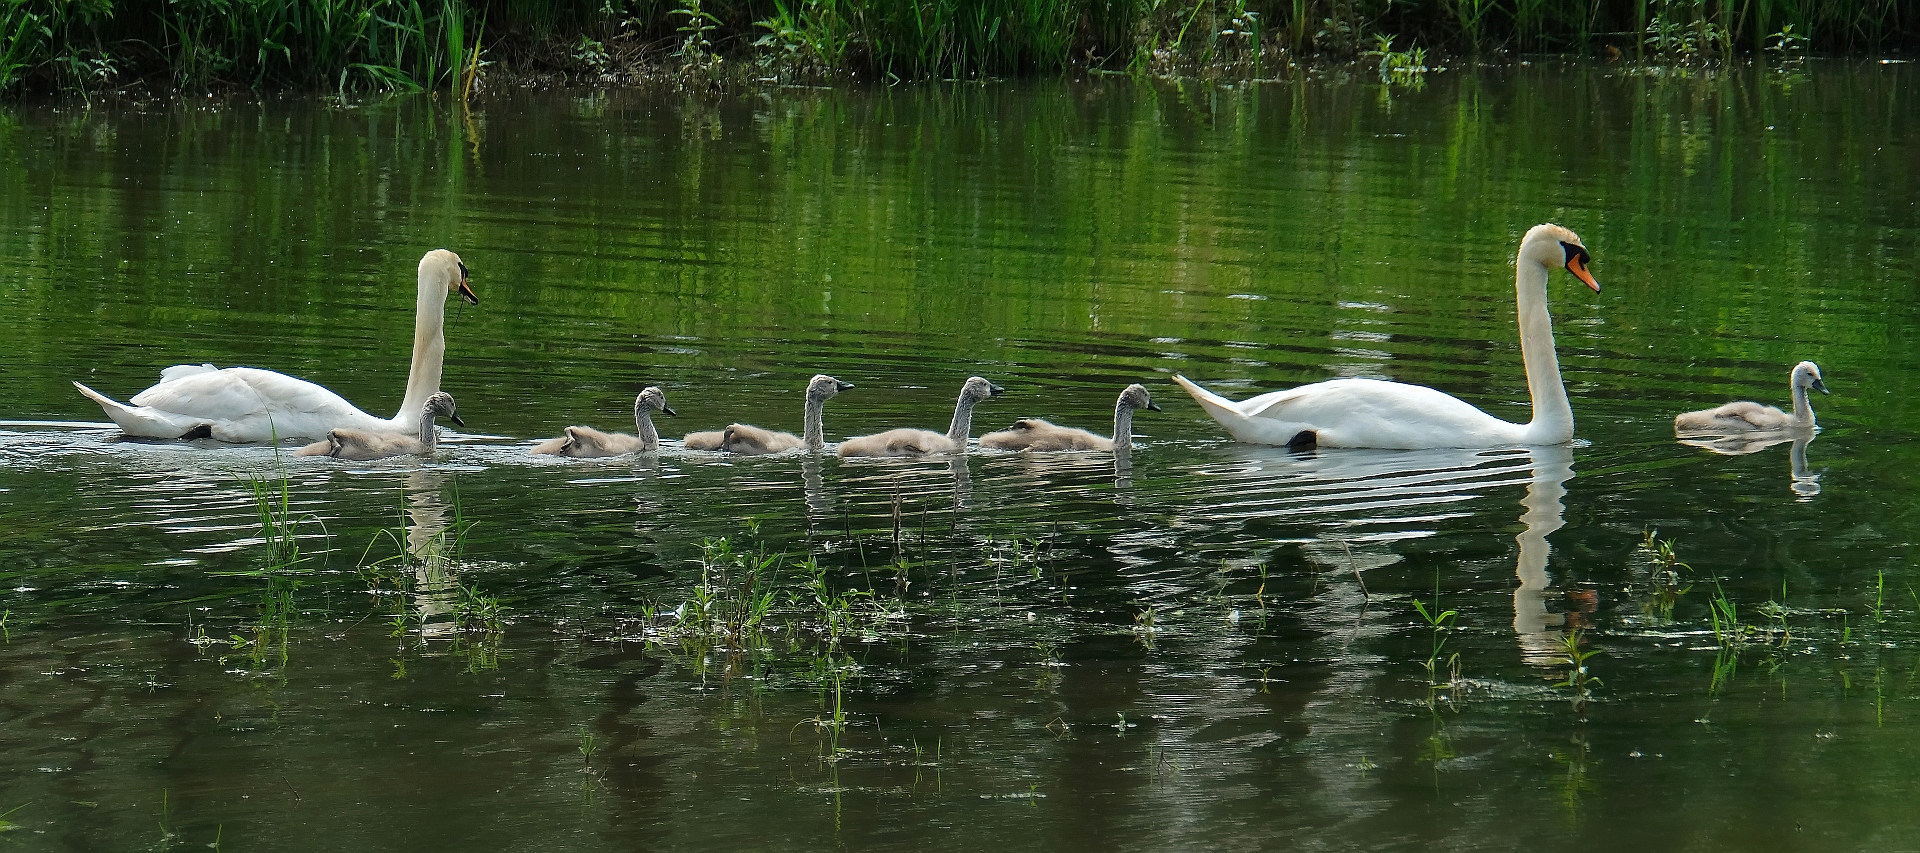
[396,275,449,428]
[1790,383,1815,427]
[946,395,981,445]
[1112,401,1135,451]
[1517,257,1573,443]
[803,397,826,450]
[635,402,661,451]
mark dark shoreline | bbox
[2,0,1911,102]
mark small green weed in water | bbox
[1133,603,1161,648]
[1555,629,1603,715]
[241,452,328,575]
[155,789,174,846]
[450,582,506,672]
[1364,33,1427,84]
[1032,640,1063,690]
[578,728,597,763]
[1708,575,1742,647]
[1411,581,1460,709]
[0,801,26,835]
[452,582,505,634]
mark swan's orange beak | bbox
[454,260,479,305]
[1567,253,1599,293]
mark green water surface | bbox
[2,62,1918,850]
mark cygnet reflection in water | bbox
[400,470,461,637]
[1679,430,1822,498]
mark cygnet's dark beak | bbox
[1812,377,1830,395]
[837,380,856,392]
[1146,400,1163,412]
[661,405,678,417]
[987,382,1006,396]
[448,409,466,427]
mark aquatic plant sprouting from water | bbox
[1031,639,1065,691]
[1411,586,1460,709]
[1642,0,1731,61]
[1635,530,1692,624]
[211,573,301,675]
[1363,33,1427,85]
[672,0,722,73]
[0,801,25,835]
[1763,20,1810,88]
[449,581,507,672]
[1706,575,1740,645]
[661,536,784,651]
[243,464,328,575]
[1554,629,1603,715]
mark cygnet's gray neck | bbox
[418,408,440,452]
[1112,399,1136,451]
[947,394,982,445]
[1790,381,1816,427]
[635,401,661,451]
[803,395,827,450]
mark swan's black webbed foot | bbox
[1285,430,1317,452]
[179,424,214,440]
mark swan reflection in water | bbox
[1209,442,1578,666]
[1678,430,1821,498]
[1512,444,1574,665]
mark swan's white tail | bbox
[73,381,202,438]
[1171,375,1249,426]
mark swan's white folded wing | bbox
[132,368,355,416]
[129,368,273,413]
[158,363,220,383]
[1248,378,1520,449]
[127,367,383,441]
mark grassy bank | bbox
[0,0,1913,95]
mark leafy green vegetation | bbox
[2,0,1916,94]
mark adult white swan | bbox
[72,250,478,443]
[1173,223,1599,449]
